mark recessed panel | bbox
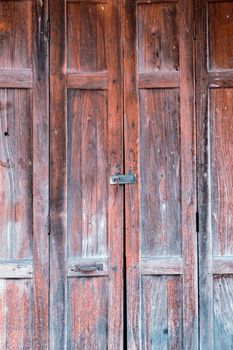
[68,277,108,350]
[0,89,32,260]
[67,3,107,72]
[141,276,183,350]
[214,275,233,349]
[0,1,32,69]
[140,89,181,257]
[211,89,233,256]
[0,280,33,349]
[68,90,108,258]
[138,3,179,72]
[209,3,233,70]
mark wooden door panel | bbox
[139,88,181,257]
[0,89,32,259]
[50,1,123,348]
[0,1,49,349]
[67,2,107,72]
[0,1,32,69]
[196,0,233,349]
[0,280,33,349]
[138,2,179,72]
[68,90,108,258]
[141,275,183,349]
[124,0,198,348]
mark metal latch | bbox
[71,263,103,273]
[110,174,136,185]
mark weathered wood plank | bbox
[139,88,181,257]
[137,0,177,3]
[106,1,124,348]
[141,258,183,275]
[0,1,32,69]
[208,2,233,70]
[138,2,179,72]
[0,280,33,349]
[0,70,32,88]
[0,89,32,260]
[67,72,108,89]
[213,258,233,275]
[0,261,33,279]
[32,0,49,348]
[213,276,233,349]
[179,0,198,348]
[50,0,67,348]
[138,71,179,88]
[68,277,108,349]
[195,0,214,348]
[67,0,107,3]
[209,70,233,88]
[67,2,107,72]
[211,88,233,256]
[68,90,108,257]
[123,1,141,348]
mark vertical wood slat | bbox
[32,0,49,348]
[179,0,198,348]
[123,1,141,348]
[195,1,213,349]
[50,0,67,348]
[106,1,124,349]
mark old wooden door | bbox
[1,0,233,349]
[50,0,198,349]
[0,0,49,348]
[196,1,233,349]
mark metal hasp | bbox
[110,173,136,185]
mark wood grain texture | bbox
[213,257,233,275]
[0,89,32,260]
[208,2,233,70]
[214,276,233,350]
[138,2,179,72]
[51,1,124,348]
[0,1,32,69]
[50,0,67,348]
[0,261,33,279]
[209,70,233,88]
[67,2,107,72]
[0,280,33,349]
[211,88,233,256]
[195,0,213,348]
[123,1,141,348]
[179,0,198,348]
[68,277,108,350]
[32,0,49,348]
[141,257,183,275]
[138,71,179,88]
[141,276,183,350]
[0,69,32,88]
[67,72,108,89]
[68,90,108,258]
[139,88,181,257]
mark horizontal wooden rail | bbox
[141,257,183,275]
[67,0,107,3]
[0,261,33,279]
[138,71,180,89]
[67,72,108,90]
[213,257,233,275]
[68,257,108,277]
[208,70,233,88]
[137,0,177,3]
[0,69,32,88]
